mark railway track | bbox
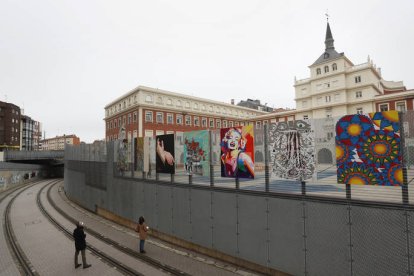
[2,180,46,276]
[45,181,188,276]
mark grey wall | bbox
[64,161,413,276]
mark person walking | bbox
[135,216,149,253]
[73,221,91,269]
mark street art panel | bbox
[220,126,254,178]
[116,124,129,173]
[183,130,210,176]
[268,120,315,180]
[134,137,144,171]
[156,134,175,174]
[335,111,403,186]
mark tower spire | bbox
[325,21,335,50]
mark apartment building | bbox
[41,134,80,150]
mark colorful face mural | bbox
[268,120,315,180]
[335,111,403,186]
[156,134,175,174]
[184,130,210,176]
[220,126,254,178]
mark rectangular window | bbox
[167,113,173,124]
[223,120,227,128]
[118,118,121,126]
[128,114,132,124]
[355,76,361,83]
[156,112,163,123]
[379,104,389,112]
[144,130,153,137]
[356,108,363,114]
[216,120,221,128]
[201,117,207,127]
[133,112,137,122]
[256,121,262,129]
[327,132,334,140]
[123,116,126,125]
[229,121,233,127]
[145,111,153,122]
[396,101,406,112]
[185,115,191,126]
[356,91,362,98]
[325,95,331,102]
[194,117,199,126]
[235,122,239,126]
[176,114,183,125]
[209,119,214,128]
[303,115,309,120]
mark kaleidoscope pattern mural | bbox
[335,111,403,186]
[268,120,315,180]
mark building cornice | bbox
[105,85,269,115]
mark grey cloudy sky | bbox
[1,0,413,143]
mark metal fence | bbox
[75,111,414,206]
[63,111,414,275]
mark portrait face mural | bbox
[220,126,254,178]
[156,134,175,174]
[335,111,403,186]
[268,120,315,180]
[184,130,210,176]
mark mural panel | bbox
[184,130,210,176]
[268,120,315,180]
[220,126,254,178]
[156,134,175,174]
[335,111,402,186]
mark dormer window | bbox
[324,52,329,59]
[324,66,329,73]
[332,63,337,71]
[316,68,321,75]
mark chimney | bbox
[231,99,235,105]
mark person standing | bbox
[73,221,91,269]
[135,216,149,253]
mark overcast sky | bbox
[1,0,413,143]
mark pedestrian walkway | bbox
[51,181,258,275]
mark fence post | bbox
[400,111,409,205]
[264,124,270,192]
[301,180,306,196]
[209,130,214,187]
[346,184,351,200]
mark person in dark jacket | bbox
[73,221,91,269]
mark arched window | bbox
[332,63,337,71]
[316,68,321,75]
[324,66,329,73]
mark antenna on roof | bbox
[325,10,329,22]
